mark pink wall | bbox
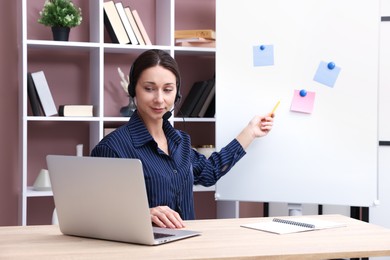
[0,0,20,226]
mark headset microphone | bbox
[162,108,174,121]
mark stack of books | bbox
[28,71,57,117]
[58,105,94,117]
[177,76,215,118]
[103,1,152,45]
[175,29,216,48]
[27,71,93,117]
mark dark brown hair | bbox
[128,49,182,102]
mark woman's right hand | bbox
[236,114,274,150]
[150,206,185,229]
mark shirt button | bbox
[173,169,178,174]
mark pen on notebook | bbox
[269,100,280,117]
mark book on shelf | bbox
[175,29,216,40]
[27,72,44,116]
[115,2,139,45]
[124,6,145,45]
[197,79,216,117]
[31,71,57,117]
[175,37,214,43]
[131,9,152,45]
[58,105,94,117]
[177,80,209,117]
[175,37,215,47]
[176,41,216,48]
[103,0,130,44]
[190,78,215,117]
[241,216,346,235]
[203,95,215,118]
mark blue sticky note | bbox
[253,45,274,67]
[313,61,341,87]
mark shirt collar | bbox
[127,111,182,148]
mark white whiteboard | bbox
[215,0,380,206]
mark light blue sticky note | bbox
[313,61,341,87]
[253,45,274,67]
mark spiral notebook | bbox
[241,217,346,235]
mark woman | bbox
[91,49,274,229]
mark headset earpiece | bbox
[175,88,182,104]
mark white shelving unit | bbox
[20,0,216,225]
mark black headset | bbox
[127,64,182,104]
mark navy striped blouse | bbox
[90,111,246,220]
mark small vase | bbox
[120,96,136,117]
[51,27,70,41]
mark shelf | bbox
[173,117,216,123]
[103,117,131,122]
[103,44,155,53]
[102,117,216,123]
[26,116,216,123]
[21,0,216,225]
[173,46,216,54]
[27,40,100,50]
[193,185,215,192]
[26,187,53,197]
[27,116,100,122]
[26,186,213,197]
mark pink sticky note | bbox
[290,89,316,114]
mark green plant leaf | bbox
[38,0,82,28]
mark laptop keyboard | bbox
[154,232,175,239]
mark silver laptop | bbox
[46,155,200,245]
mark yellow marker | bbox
[270,100,280,117]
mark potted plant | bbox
[38,0,82,41]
